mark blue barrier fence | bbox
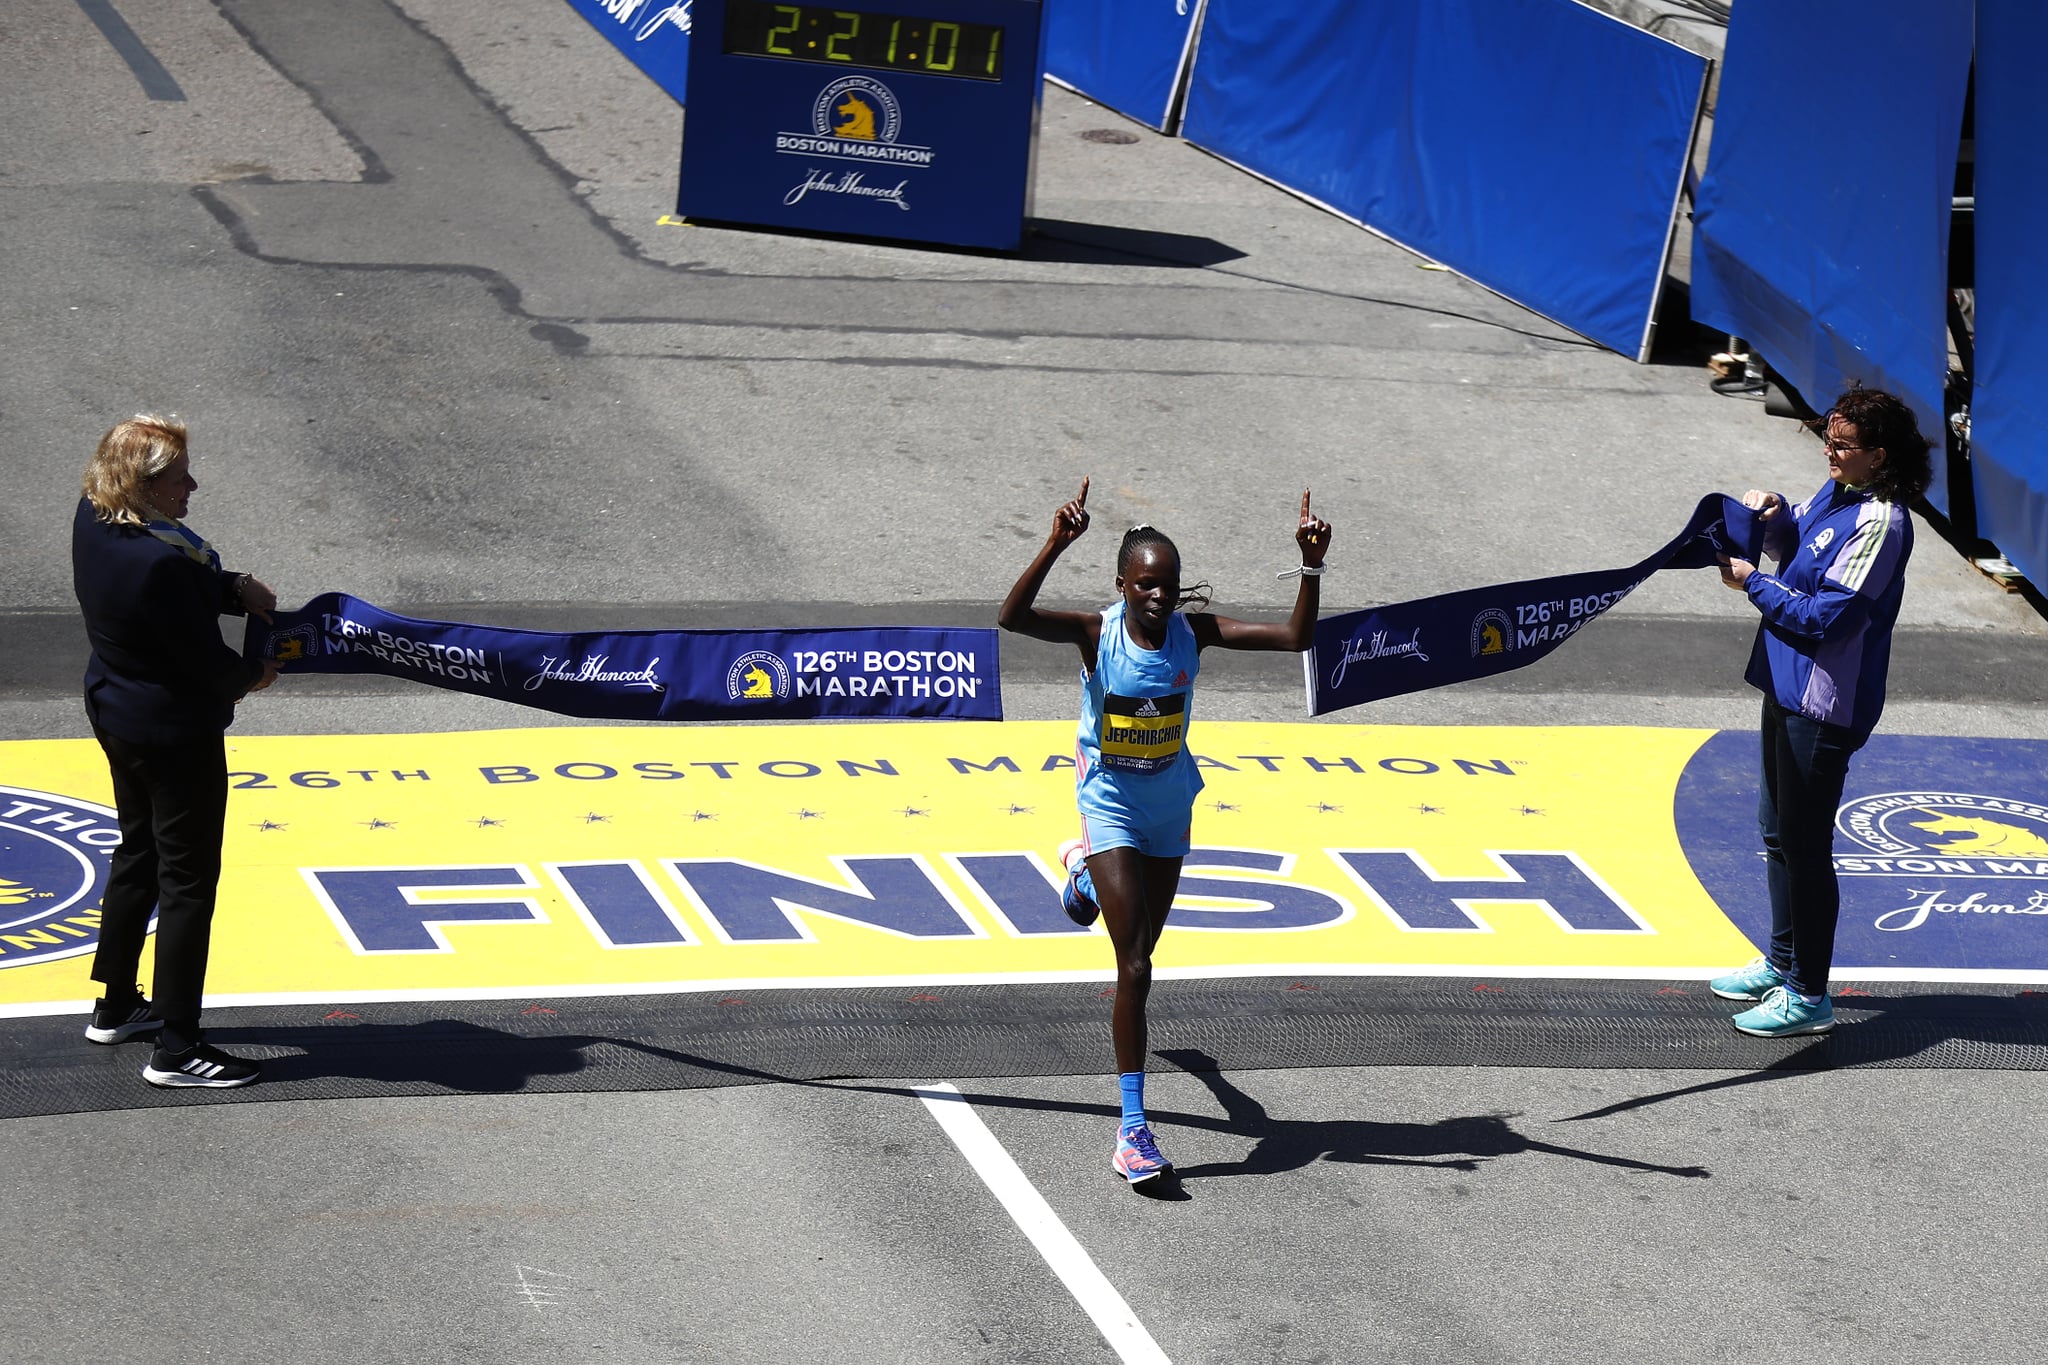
[1044,0,1203,133]
[1971,0,2048,590]
[563,0,692,104]
[1690,0,1971,513]
[572,0,2043,592]
[1179,0,1705,360]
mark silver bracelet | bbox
[1276,563,1327,579]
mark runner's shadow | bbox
[1152,1049,1709,1182]
[551,1039,1708,1185]
[1553,990,2048,1124]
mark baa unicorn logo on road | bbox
[1676,734,2048,972]
[1838,791,2048,863]
[0,785,121,969]
[1833,791,2048,937]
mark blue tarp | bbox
[1180,0,1705,359]
[1045,0,1203,132]
[1971,0,2048,590]
[562,0,692,105]
[1690,0,1971,512]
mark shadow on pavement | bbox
[1556,989,2048,1122]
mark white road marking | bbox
[511,1264,572,1312]
[916,1082,1170,1365]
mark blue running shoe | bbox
[1732,986,1835,1037]
[1709,955,1787,1001]
[1057,839,1099,928]
[1112,1124,1170,1184]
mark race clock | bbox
[677,0,1047,250]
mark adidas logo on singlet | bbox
[1135,698,1161,718]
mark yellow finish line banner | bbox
[0,723,1754,1007]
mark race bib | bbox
[1099,692,1187,773]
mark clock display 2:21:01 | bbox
[723,0,1005,82]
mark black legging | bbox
[1757,696,1860,997]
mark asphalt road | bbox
[4,3,2046,1362]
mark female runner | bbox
[999,478,1332,1185]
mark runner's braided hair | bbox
[1118,524,1212,612]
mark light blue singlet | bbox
[1074,601,1204,857]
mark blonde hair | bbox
[82,414,187,526]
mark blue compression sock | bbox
[1118,1072,1147,1133]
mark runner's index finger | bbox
[1077,476,1090,507]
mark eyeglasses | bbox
[1822,438,1875,456]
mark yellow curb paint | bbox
[0,723,1752,1007]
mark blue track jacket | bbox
[1742,479,1912,743]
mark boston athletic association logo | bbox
[0,785,120,969]
[726,650,792,702]
[776,75,932,212]
[813,75,903,145]
[265,623,320,664]
[1470,608,1513,658]
[1836,790,2048,934]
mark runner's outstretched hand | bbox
[1051,477,1090,549]
[1296,489,1332,567]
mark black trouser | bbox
[1757,697,1861,998]
[89,726,228,1051]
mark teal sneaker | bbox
[1731,986,1835,1037]
[1709,955,1787,1001]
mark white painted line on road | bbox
[916,1082,1169,1365]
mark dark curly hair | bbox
[1811,387,1933,504]
[1118,525,1212,611]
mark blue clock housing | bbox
[678,0,1046,250]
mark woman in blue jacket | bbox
[1000,478,1332,1185]
[75,415,280,1088]
[1710,388,1932,1037]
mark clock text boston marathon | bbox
[249,594,1001,722]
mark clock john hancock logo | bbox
[1,785,122,969]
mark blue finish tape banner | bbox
[1181,0,1705,360]
[1969,0,2048,593]
[1689,0,1970,512]
[246,594,1001,722]
[562,0,692,105]
[1045,0,1203,132]
[1308,495,1758,716]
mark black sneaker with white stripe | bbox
[142,1042,261,1089]
[85,996,163,1045]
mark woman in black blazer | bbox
[74,415,280,1088]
